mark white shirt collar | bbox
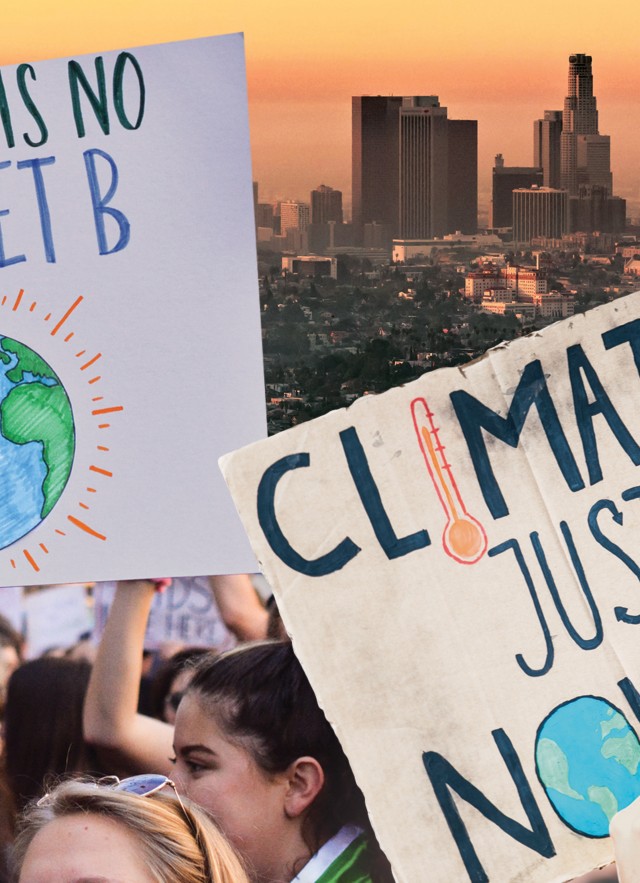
[292,825,364,882]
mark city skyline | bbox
[1,1,639,218]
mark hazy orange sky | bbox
[2,0,639,218]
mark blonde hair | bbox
[11,778,249,883]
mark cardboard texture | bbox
[221,293,640,882]
[0,34,265,585]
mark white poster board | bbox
[0,584,24,631]
[0,33,265,586]
[24,583,93,657]
[221,293,640,882]
[93,577,236,652]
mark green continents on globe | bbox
[0,335,75,549]
[535,696,640,837]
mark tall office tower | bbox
[399,97,448,238]
[576,135,612,192]
[570,185,626,234]
[280,201,310,234]
[560,54,612,196]
[491,154,543,227]
[352,96,402,238]
[311,184,343,224]
[255,203,274,229]
[448,119,478,233]
[353,95,477,242]
[513,187,568,244]
[534,110,562,188]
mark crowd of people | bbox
[0,576,392,882]
[0,575,636,882]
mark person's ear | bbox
[283,756,325,818]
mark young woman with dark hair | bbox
[149,646,210,723]
[84,581,393,883]
[4,658,101,813]
[0,615,22,723]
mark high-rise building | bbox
[352,96,402,238]
[513,187,568,244]
[399,97,448,238]
[534,110,562,188]
[255,203,274,229]
[570,185,626,234]
[491,154,543,228]
[311,185,343,224]
[352,94,477,243]
[280,201,310,234]
[447,119,478,234]
[576,134,612,192]
[560,54,612,196]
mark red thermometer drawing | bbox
[411,397,487,564]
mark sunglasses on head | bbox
[37,775,214,880]
[37,774,183,808]
[101,774,179,797]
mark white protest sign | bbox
[24,583,93,656]
[0,34,265,586]
[221,292,640,882]
[93,577,236,652]
[0,584,24,631]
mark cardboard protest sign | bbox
[221,292,640,882]
[0,34,265,585]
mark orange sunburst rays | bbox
[1,288,123,574]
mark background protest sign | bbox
[222,291,640,882]
[23,583,93,657]
[93,577,237,652]
[0,33,265,585]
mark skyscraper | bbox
[560,54,611,196]
[491,154,543,228]
[513,187,568,244]
[311,185,343,224]
[352,96,402,238]
[399,97,448,238]
[534,110,562,188]
[352,95,477,243]
[280,201,310,234]
[447,119,478,234]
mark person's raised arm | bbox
[209,574,268,642]
[83,579,174,776]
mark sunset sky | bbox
[2,0,639,218]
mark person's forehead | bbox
[174,692,222,739]
[19,813,153,883]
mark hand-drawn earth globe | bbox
[0,334,74,549]
[536,695,640,837]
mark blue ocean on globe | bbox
[0,349,48,548]
[535,696,640,837]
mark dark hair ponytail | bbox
[188,641,393,882]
